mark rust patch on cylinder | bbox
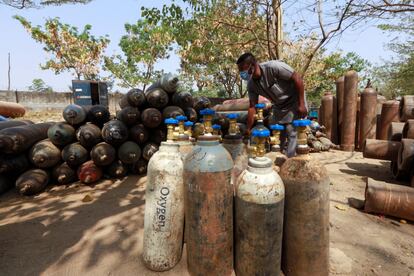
[378,100,400,140]
[403,119,414,139]
[359,88,377,149]
[341,71,358,151]
[363,139,401,162]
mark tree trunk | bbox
[270,0,283,59]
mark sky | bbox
[0,0,397,92]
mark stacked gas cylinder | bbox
[143,104,331,275]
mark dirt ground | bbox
[0,150,413,276]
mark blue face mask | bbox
[240,70,250,81]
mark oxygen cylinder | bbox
[16,169,49,196]
[76,123,102,149]
[184,134,234,276]
[119,88,146,108]
[116,106,141,126]
[172,91,194,109]
[0,175,14,195]
[87,105,110,126]
[174,116,193,158]
[160,73,179,93]
[184,107,198,122]
[129,158,148,175]
[280,119,330,276]
[53,162,77,185]
[142,142,159,161]
[193,96,211,114]
[145,87,169,109]
[141,108,163,129]
[29,139,61,168]
[91,142,116,166]
[0,122,54,154]
[48,122,76,146]
[129,124,149,145]
[77,160,103,184]
[267,124,288,171]
[143,118,184,271]
[223,114,248,187]
[107,160,128,178]
[0,119,33,131]
[63,104,87,125]
[0,154,29,175]
[101,120,128,147]
[62,142,89,168]
[150,127,167,144]
[162,106,184,119]
[235,128,285,276]
[118,141,141,164]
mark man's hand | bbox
[298,103,308,118]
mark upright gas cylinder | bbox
[184,129,234,276]
[235,128,285,276]
[143,118,185,271]
[267,124,288,171]
[280,119,330,276]
[174,115,193,158]
[223,113,248,189]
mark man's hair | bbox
[236,53,256,65]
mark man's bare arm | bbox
[291,72,307,118]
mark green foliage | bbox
[104,19,173,90]
[2,0,92,9]
[14,16,109,80]
[28,78,53,92]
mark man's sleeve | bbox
[268,60,294,81]
[247,82,259,103]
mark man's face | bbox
[238,61,252,73]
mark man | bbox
[236,52,307,157]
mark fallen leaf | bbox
[335,204,348,211]
[400,219,407,224]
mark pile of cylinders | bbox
[142,115,331,275]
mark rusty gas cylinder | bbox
[341,71,358,151]
[160,73,179,93]
[336,76,345,145]
[184,107,198,122]
[101,120,128,146]
[76,123,102,149]
[0,122,54,154]
[399,95,414,122]
[145,87,169,109]
[143,118,184,271]
[378,100,400,140]
[119,88,146,108]
[389,122,405,141]
[365,178,414,221]
[235,128,285,276]
[63,104,87,125]
[0,175,14,195]
[91,142,116,166]
[184,135,234,276]
[77,160,102,184]
[53,162,77,185]
[172,91,194,110]
[87,105,110,126]
[48,122,76,146]
[29,139,61,168]
[321,91,338,144]
[397,138,414,172]
[150,127,167,144]
[116,106,141,126]
[129,124,149,145]
[142,142,159,161]
[129,158,148,175]
[403,119,414,139]
[162,106,184,119]
[141,108,163,129]
[363,139,401,161]
[359,87,377,149]
[193,96,211,114]
[16,169,49,196]
[0,120,32,131]
[280,119,330,276]
[117,141,141,164]
[107,160,128,178]
[0,154,29,175]
[62,142,89,168]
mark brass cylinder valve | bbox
[212,124,221,136]
[200,108,215,135]
[269,124,284,152]
[184,121,194,138]
[251,128,270,158]
[175,115,189,141]
[254,103,265,122]
[293,119,311,154]
[165,118,178,142]
[227,113,240,136]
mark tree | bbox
[104,18,174,90]
[28,78,53,92]
[14,16,109,80]
[2,0,92,9]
